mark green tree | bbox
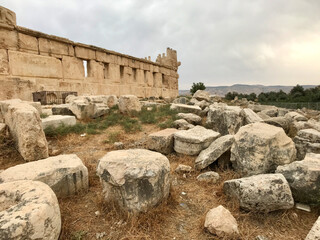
[190,82,206,95]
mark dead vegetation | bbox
[1,107,319,240]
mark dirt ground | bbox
[0,123,319,240]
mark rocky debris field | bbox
[1,91,320,239]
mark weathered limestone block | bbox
[0,6,16,26]
[0,180,61,239]
[264,117,292,134]
[88,60,104,80]
[75,46,95,59]
[41,115,76,129]
[51,104,74,115]
[276,153,320,204]
[193,90,210,102]
[170,103,202,115]
[175,164,192,173]
[260,108,278,117]
[294,129,320,160]
[0,49,9,75]
[224,174,294,212]
[173,119,194,130]
[240,108,263,124]
[18,33,38,53]
[305,216,320,240]
[204,205,239,238]
[118,95,141,114]
[206,104,244,135]
[177,113,202,125]
[39,38,69,55]
[247,104,277,113]
[0,28,18,50]
[62,56,85,79]
[285,111,308,121]
[0,99,48,161]
[9,50,63,78]
[173,126,220,155]
[257,111,271,120]
[307,119,320,132]
[231,122,296,176]
[195,135,234,170]
[173,97,187,105]
[197,171,220,183]
[147,128,179,154]
[0,154,88,197]
[96,149,170,213]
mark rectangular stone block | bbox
[0,49,9,75]
[9,51,63,78]
[132,86,145,98]
[108,63,120,83]
[18,33,38,53]
[96,51,109,62]
[58,80,82,93]
[160,67,170,75]
[119,85,132,95]
[0,28,18,50]
[153,72,162,88]
[75,46,95,59]
[0,78,36,101]
[88,60,104,80]
[146,71,153,87]
[39,38,69,55]
[62,56,84,79]
[68,45,74,56]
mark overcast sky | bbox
[2,0,320,89]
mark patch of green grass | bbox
[70,230,87,240]
[138,106,157,124]
[104,131,121,144]
[120,116,142,133]
[40,113,49,119]
[44,123,87,137]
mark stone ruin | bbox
[0,5,180,102]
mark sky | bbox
[2,0,320,90]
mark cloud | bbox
[2,0,320,89]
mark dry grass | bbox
[1,121,319,240]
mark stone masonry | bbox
[0,6,180,101]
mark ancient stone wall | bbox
[0,6,180,101]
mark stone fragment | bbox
[247,104,277,113]
[285,111,308,121]
[147,128,179,154]
[0,180,61,239]
[260,108,278,117]
[197,171,220,183]
[206,104,244,135]
[240,108,263,124]
[294,129,320,160]
[195,135,234,170]
[118,95,141,114]
[230,122,296,176]
[278,108,289,117]
[257,111,271,120]
[264,117,292,134]
[96,149,170,213]
[41,115,76,129]
[0,154,88,197]
[51,104,74,115]
[177,113,202,125]
[0,99,48,161]
[191,99,210,109]
[307,119,320,132]
[114,142,124,149]
[173,119,194,130]
[173,97,187,104]
[305,216,320,240]
[224,173,294,212]
[276,153,320,204]
[193,90,210,102]
[173,126,220,155]
[175,164,192,173]
[204,205,239,238]
[170,103,202,115]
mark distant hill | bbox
[179,84,318,96]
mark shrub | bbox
[190,82,206,95]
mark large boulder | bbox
[294,129,320,160]
[276,153,320,204]
[195,135,234,170]
[306,216,320,240]
[173,126,220,155]
[177,113,202,125]
[224,174,294,212]
[206,104,244,135]
[96,149,170,213]
[0,154,88,197]
[204,205,239,238]
[170,103,202,115]
[285,111,308,121]
[231,122,296,176]
[41,115,76,129]
[118,95,141,115]
[147,128,179,154]
[0,180,61,239]
[264,117,292,134]
[0,99,48,161]
[240,108,263,124]
[193,90,210,102]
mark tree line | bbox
[225,85,320,102]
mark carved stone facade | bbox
[0,6,180,101]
